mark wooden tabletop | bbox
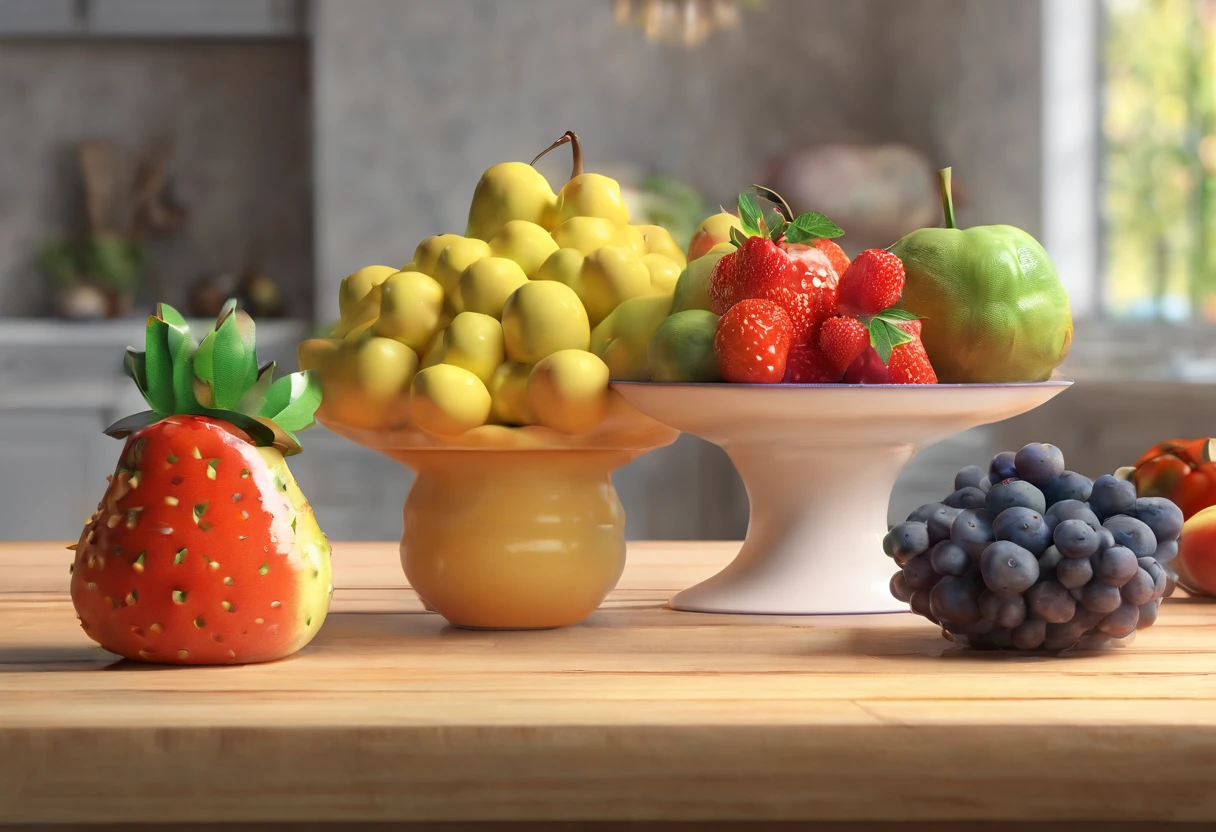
[3,540,1216,826]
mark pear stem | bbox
[530,131,583,180]
[939,167,957,229]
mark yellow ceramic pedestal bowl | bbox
[318,393,677,629]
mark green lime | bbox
[647,310,721,383]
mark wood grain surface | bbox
[2,540,1216,825]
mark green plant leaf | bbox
[236,361,275,415]
[784,212,845,244]
[196,408,276,447]
[142,317,176,416]
[103,410,161,440]
[736,193,763,236]
[763,209,787,241]
[38,241,79,288]
[123,348,149,400]
[156,305,198,414]
[84,233,145,294]
[199,311,253,410]
[262,370,322,433]
[728,226,748,248]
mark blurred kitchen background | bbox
[0,0,1213,541]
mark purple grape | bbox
[979,477,991,492]
[1071,605,1106,631]
[950,508,995,558]
[1014,443,1066,487]
[1138,599,1160,628]
[930,576,983,626]
[1098,601,1140,637]
[979,590,1027,629]
[1045,500,1102,531]
[944,487,988,510]
[986,479,1047,516]
[954,465,987,491]
[887,522,930,561]
[987,627,1014,649]
[906,502,944,523]
[1090,475,1137,520]
[990,451,1018,481]
[926,504,963,544]
[993,507,1054,555]
[902,553,941,590]
[1152,568,1168,599]
[1043,620,1088,651]
[981,541,1040,595]
[1011,618,1047,649]
[1103,515,1157,558]
[890,571,913,603]
[1042,471,1093,505]
[909,589,936,622]
[1026,580,1076,623]
[1096,527,1116,552]
[929,540,970,577]
[1056,556,1094,589]
[1133,497,1184,543]
[1038,546,1063,581]
[1153,539,1179,565]
[1053,518,1101,559]
[1080,581,1123,614]
[1120,568,1155,606]
[1096,545,1139,587]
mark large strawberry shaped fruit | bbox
[71,301,331,665]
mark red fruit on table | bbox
[837,249,907,318]
[1176,505,1216,597]
[714,298,793,384]
[818,316,871,376]
[843,347,890,384]
[887,336,938,384]
[708,236,802,316]
[783,339,841,383]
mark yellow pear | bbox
[688,212,743,261]
[373,270,445,353]
[579,245,652,326]
[338,265,397,318]
[488,220,560,278]
[456,257,529,319]
[642,253,682,295]
[551,173,630,226]
[411,234,464,277]
[432,237,492,294]
[527,349,610,435]
[590,294,672,381]
[550,216,618,255]
[332,283,383,338]
[440,311,504,385]
[487,361,536,426]
[411,364,492,437]
[501,280,590,365]
[465,162,557,241]
[634,225,687,267]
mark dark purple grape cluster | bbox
[885,443,1183,652]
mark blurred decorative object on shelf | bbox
[240,269,286,318]
[37,138,188,319]
[612,0,756,47]
[188,271,240,319]
[760,143,940,253]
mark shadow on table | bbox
[0,821,1203,831]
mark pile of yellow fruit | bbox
[299,132,696,444]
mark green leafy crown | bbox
[729,185,845,249]
[105,300,322,456]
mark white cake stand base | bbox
[612,380,1072,615]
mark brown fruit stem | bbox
[939,167,957,229]
[751,184,794,222]
[530,131,583,180]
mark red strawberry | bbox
[837,249,906,317]
[714,298,793,383]
[71,303,330,665]
[842,347,890,384]
[818,316,870,376]
[708,235,802,315]
[812,238,850,276]
[783,339,841,383]
[888,337,938,384]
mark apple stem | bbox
[530,131,583,180]
[939,167,957,229]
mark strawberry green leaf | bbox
[154,305,199,414]
[262,370,322,433]
[873,307,920,323]
[236,360,275,415]
[728,226,748,248]
[751,185,794,221]
[196,408,276,447]
[763,209,787,241]
[141,317,176,416]
[157,303,191,358]
[784,212,845,244]
[737,193,763,237]
[103,410,161,440]
[868,318,914,364]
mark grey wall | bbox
[0,41,312,317]
[312,0,1042,320]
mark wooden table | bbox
[3,540,1216,828]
